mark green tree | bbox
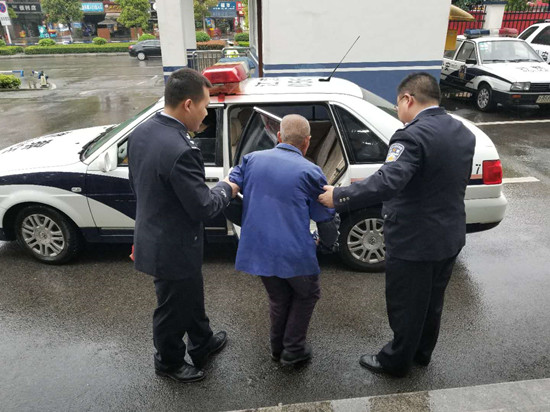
[116,0,150,30]
[506,0,529,11]
[8,7,17,20]
[241,0,248,30]
[41,0,83,34]
[194,0,218,31]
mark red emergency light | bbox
[202,61,249,98]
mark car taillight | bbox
[129,45,133,50]
[483,160,502,185]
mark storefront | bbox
[8,2,43,38]
[208,1,244,35]
[81,2,105,38]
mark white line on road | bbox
[502,177,540,184]
[473,119,550,126]
[137,81,146,85]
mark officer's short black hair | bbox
[397,72,441,105]
[165,68,212,108]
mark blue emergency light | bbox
[464,29,490,38]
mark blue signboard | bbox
[81,2,104,13]
[210,1,237,18]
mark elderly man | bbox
[229,114,339,365]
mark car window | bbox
[455,42,476,62]
[191,107,222,166]
[478,40,543,63]
[118,139,128,166]
[333,106,388,164]
[533,26,550,46]
[444,39,463,59]
[519,26,539,41]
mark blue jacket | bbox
[333,107,475,261]
[230,143,335,278]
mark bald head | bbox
[280,114,311,148]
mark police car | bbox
[0,63,507,271]
[518,22,550,64]
[441,30,550,111]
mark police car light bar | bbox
[202,61,249,97]
[464,28,518,38]
[464,29,490,38]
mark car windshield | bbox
[360,87,399,120]
[478,40,543,63]
[81,102,157,160]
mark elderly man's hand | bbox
[318,185,335,208]
[223,176,240,198]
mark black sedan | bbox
[128,40,161,61]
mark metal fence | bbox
[448,6,486,35]
[501,5,550,34]
[187,50,223,73]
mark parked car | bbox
[0,67,507,271]
[128,39,161,61]
[518,22,550,63]
[441,31,550,111]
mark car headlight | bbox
[510,82,530,91]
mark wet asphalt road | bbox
[0,56,549,412]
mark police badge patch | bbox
[385,143,405,163]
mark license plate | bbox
[536,95,550,104]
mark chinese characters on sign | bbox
[8,3,41,13]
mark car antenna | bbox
[319,35,360,82]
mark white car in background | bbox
[518,22,550,64]
[0,66,508,272]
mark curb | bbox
[0,52,130,59]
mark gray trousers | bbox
[261,275,321,354]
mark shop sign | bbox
[81,2,104,13]
[210,2,237,18]
[9,3,41,14]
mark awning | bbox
[98,19,117,26]
[449,5,475,22]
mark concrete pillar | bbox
[156,0,188,79]
[483,1,507,30]
[182,0,197,52]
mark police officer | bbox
[128,68,239,383]
[319,72,475,377]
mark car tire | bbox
[14,205,83,264]
[475,84,496,112]
[137,52,147,61]
[338,208,386,272]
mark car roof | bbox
[469,37,526,43]
[218,76,364,98]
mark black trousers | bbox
[377,254,458,375]
[152,276,213,371]
[261,275,321,354]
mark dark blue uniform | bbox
[128,112,231,372]
[333,107,475,375]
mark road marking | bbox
[502,177,540,184]
[137,81,146,85]
[473,119,550,126]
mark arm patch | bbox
[385,143,405,163]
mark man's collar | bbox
[276,143,302,155]
[413,106,445,121]
[158,111,188,131]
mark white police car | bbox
[441,30,550,111]
[518,22,550,64]
[0,63,507,271]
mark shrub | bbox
[236,41,249,47]
[24,43,135,55]
[0,74,21,89]
[92,37,107,45]
[138,33,156,42]
[0,46,19,55]
[234,32,249,42]
[196,40,226,50]
[0,39,6,47]
[195,31,210,42]
[38,38,56,47]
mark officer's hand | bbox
[223,176,240,198]
[318,185,335,208]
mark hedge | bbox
[138,33,156,42]
[38,38,56,46]
[196,40,226,50]
[236,41,250,47]
[0,46,23,55]
[0,74,21,89]
[0,39,6,47]
[234,32,249,42]
[25,43,135,54]
[92,37,107,45]
[195,31,210,42]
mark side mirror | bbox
[465,58,477,65]
[96,145,118,172]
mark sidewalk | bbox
[230,378,550,412]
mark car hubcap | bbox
[478,89,489,108]
[21,214,65,257]
[347,218,385,264]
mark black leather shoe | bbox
[280,344,312,365]
[359,354,406,377]
[193,331,228,369]
[413,356,430,366]
[155,362,205,383]
[271,351,281,361]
